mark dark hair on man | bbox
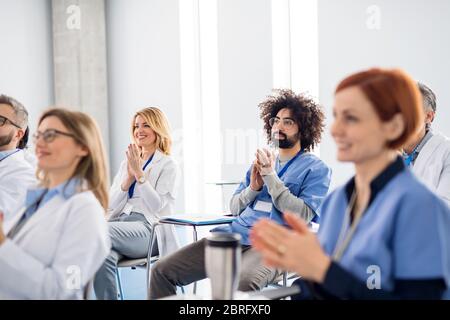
[19,127,30,149]
[418,82,437,113]
[0,94,29,149]
[259,89,325,152]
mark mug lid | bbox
[206,232,241,248]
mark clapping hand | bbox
[250,160,264,191]
[255,148,276,176]
[126,144,144,180]
[250,212,331,283]
[121,144,144,191]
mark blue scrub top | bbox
[318,157,450,293]
[214,152,332,245]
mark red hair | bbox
[336,68,423,149]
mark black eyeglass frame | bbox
[32,129,77,143]
[0,115,22,129]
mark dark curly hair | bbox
[259,89,325,152]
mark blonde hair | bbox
[37,108,110,211]
[131,107,172,155]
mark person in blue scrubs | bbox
[251,68,450,299]
[150,89,331,299]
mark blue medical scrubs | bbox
[214,152,331,245]
[294,157,450,299]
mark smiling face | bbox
[133,115,157,148]
[331,86,404,165]
[35,116,87,174]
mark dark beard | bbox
[0,131,14,147]
[271,131,298,149]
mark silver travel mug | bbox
[205,232,241,300]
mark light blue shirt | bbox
[0,149,19,162]
[214,152,331,245]
[318,157,450,295]
[402,129,433,167]
[23,178,80,220]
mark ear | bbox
[77,145,89,157]
[15,128,25,141]
[383,113,405,143]
[425,110,435,125]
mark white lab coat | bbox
[108,149,180,257]
[0,149,36,219]
[0,190,110,299]
[412,132,450,206]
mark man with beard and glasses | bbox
[149,89,331,299]
[229,89,332,228]
[0,95,36,220]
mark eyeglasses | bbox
[32,129,76,143]
[269,117,296,128]
[0,115,21,129]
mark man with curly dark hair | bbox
[260,89,325,152]
[219,88,331,231]
[150,89,331,299]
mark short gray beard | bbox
[0,131,14,148]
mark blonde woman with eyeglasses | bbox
[0,108,110,299]
[94,107,180,300]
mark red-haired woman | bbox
[251,68,450,299]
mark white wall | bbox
[318,0,450,189]
[218,0,273,198]
[106,0,275,214]
[3,0,449,209]
[106,0,184,212]
[0,0,54,133]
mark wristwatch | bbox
[137,175,146,184]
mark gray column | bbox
[51,0,109,150]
